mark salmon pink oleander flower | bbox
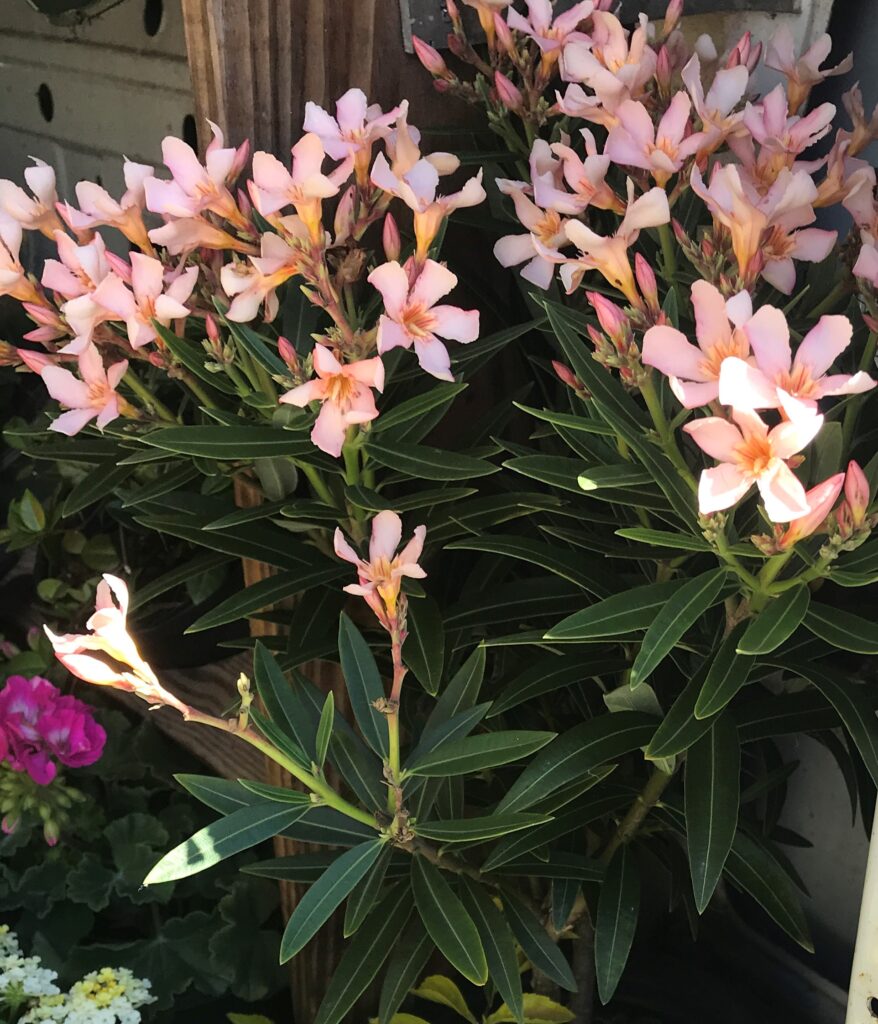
[334,510,426,626]
[765,24,852,112]
[222,223,307,322]
[304,89,403,184]
[681,55,749,155]
[719,309,874,417]
[41,231,111,300]
[606,92,704,187]
[39,344,128,436]
[89,254,198,350]
[507,0,593,64]
[541,130,621,215]
[45,575,188,714]
[0,159,61,239]
[642,281,754,408]
[0,216,41,305]
[279,344,384,458]
[561,11,656,108]
[561,180,670,305]
[369,259,479,380]
[250,133,344,240]
[684,407,823,522]
[59,160,154,253]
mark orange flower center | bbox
[401,303,436,338]
[535,209,564,244]
[699,329,750,380]
[324,372,358,410]
[776,362,818,399]
[733,432,775,479]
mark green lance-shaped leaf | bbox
[425,645,486,734]
[695,624,755,719]
[685,714,741,913]
[405,595,446,695]
[365,439,501,481]
[546,580,684,641]
[405,730,556,778]
[645,662,713,760]
[315,691,335,771]
[144,803,308,884]
[413,812,552,844]
[410,856,488,985]
[498,712,656,814]
[280,840,385,962]
[615,527,711,552]
[174,774,261,815]
[63,463,133,516]
[595,844,640,1005]
[142,424,313,458]
[338,614,389,757]
[342,844,393,937]
[237,780,312,805]
[630,569,729,687]
[502,890,577,992]
[462,878,524,1024]
[378,916,435,1024]
[315,886,412,1024]
[736,586,810,655]
[803,602,878,654]
[252,641,315,759]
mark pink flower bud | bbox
[494,12,514,54]
[587,291,626,342]
[17,348,54,373]
[663,0,684,35]
[334,184,356,244]
[236,186,253,220]
[205,312,220,346]
[446,0,462,30]
[844,460,870,528]
[779,472,845,549]
[672,218,688,246]
[433,78,451,93]
[22,302,62,328]
[655,45,672,91]
[494,71,523,112]
[230,138,251,182]
[105,252,132,282]
[383,212,401,262]
[552,360,580,390]
[148,351,166,368]
[278,336,299,370]
[447,32,466,58]
[634,253,659,313]
[413,35,451,78]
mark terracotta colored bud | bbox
[552,359,580,389]
[383,212,401,262]
[433,78,451,93]
[205,312,220,346]
[413,35,451,78]
[446,0,462,31]
[672,218,688,246]
[634,254,659,314]
[278,336,299,371]
[495,71,523,112]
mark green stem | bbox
[601,765,674,866]
[343,434,361,488]
[842,330,877,450]
[386,617,407,818]
[658,222,677,287]
[713,527,760,590]
[750,550,794,612]
[181,372,219,410]
[296,461,336,508]
[809,278,850,319]
[123,369,179,423]
[640,374,697,493]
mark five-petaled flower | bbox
[279,344,385,458]
[369,259,479,380]
[39,343,128,436]
[684,406,823,521]
[334,510,426,627]
[304,89,402,185]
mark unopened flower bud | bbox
[494,71,523,112]
[447,32,466,59]
[672,218,689,246]
[334,185,356,244]
[413,35,452,79]
[17,348,53,373]
[662,0,683,36]
[236,186,253,220]
[634,253,659,314]
[446,0,462,31]
[552,360,582,391]
[278,336,299,371]
[205,312,220,346]
[493,12,515,54]
[105,252,132,282]
[655,45,672,93]
[433,78,451,93]
[383,212,401,262]
[778,472,845,549]
[844,460,870,528]
[587,291,626,342]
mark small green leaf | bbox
[315,692,334,770]
[280,840,385,962]
[366,440,500,481]
[737,587,810,655]
[342,845,393,938]
[142,424,313,459]
[413,813,551,844]
[630,569,728,686]
[462,879,524,1024]
[503,891,576,992]
[695,624,755,719]
[578,465,653,490]
[411,858,488,986]
[338,614,389,757]
[546,580,683,641]
[685,714,741,913]
[595,845,640,1004]
[237,780,311,805]
[144,803,308,884]
[63,463,133,516]
[803,602,878,654]
[405,596,445,695]
[427,645,486,730]
[411,975,477,1023]
[615,527,710,552]
[406,731,555,778]
[645,662,713,760]
[378,917,434,1024]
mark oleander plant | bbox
[2,1,878,1022]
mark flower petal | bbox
[698,463,751,514]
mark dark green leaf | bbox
[546,580,683,641]
[645,662,713,759]
[62,463,133,516]
[405,730,555,777]
[615,528,710,552]
[378,917,434,1024]
[120,463,199,508]
[375,381,467,435]
[366,440,500,481]
[315,691,335,771]
[143,425,312,459]
[595,845,640,1004]
[803,602,878,654]
[737,587,810,655]
[630,570,728,686]
[578,464,654,490]
[411,856,487,985]
[462,879,523,1024]
[695,624,755,719]
[414,813,551,844]
[427,645,486,731]
[129,552,234,611]
[253,643,312,762]
[503,891,576,992]
[174,774,261,815]
[338,614,389,757]
[153,320,237,393]
[685,715,740,913]
[222,315,288,376]
[280,840,385,962]
[448,536,609,595]
[237,780,312,805]
[342,844,393,937]
[489,652,627,717]
[405,596,445,695]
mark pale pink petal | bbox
[312,343,344,378]
[96,396,120,429]
[642,325,708,381]
[683,416,742,461]
[49,407,98,435]
[397,524,426,569]
[162,137,206,193]
[41,365,90,407]
[770,411,823,458]
[657,92,692,147]
[817,371,876,397]
[42,260,83,297]
[133,254,163,302]
[78,343,106,386]
[790,227,836,263]
[346,355,385,391]
[370,510,403,562]
[292,133,328,182]
[718,356,780,409]
[154,295,191,322]
[690,279,731,352]
[430,305,479,343]
[758,462,810,522]
[334,528,362,565]
[227,290,266,323]
[92,274,137,319]
[605,128,653,171]
[761,258,797,295]
[519,255,556,290]
[311,401,347,458]
[698,463,751,514]
[621,186,670,235]
[670,378,719,408]
[414,336,453,380]
[404,160,440,205]
[335,88,368,134]
[377,316,413,354]
[705,66,749,116]
[744,305,791,379]
[279,379,326,407]
[368,261,410,319]
[725,290,753,327]
[167,266,199,304]
[494,233,537,268]
[107,360,128,390]
[795,315,852,377]
[411,260,457,309]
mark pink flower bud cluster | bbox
[0,675,105,788]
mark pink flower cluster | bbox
[3,89,483,458]
[0,675,105,786]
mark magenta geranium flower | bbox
[38,696,106,770]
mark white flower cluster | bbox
[0,928,155,1024]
